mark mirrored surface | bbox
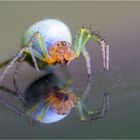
[0,1,140,139]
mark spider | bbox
[0,73,109,124]
[0,19,109,90]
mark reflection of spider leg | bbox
[88,93,109,120]
[75,99,89,121]
[13,55,27,103]
[74,47,91,121]
[0,86,26,117]
[0,86,16,95]
[0,86,40,125]
[82,74,91,100]
[101,93,109,115]
[75,93,109,121]
[30,118,41,126]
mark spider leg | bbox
[0,31,48,82]
[82,47,91,82]
[73,27,110,71]
[0,48,39,83]
[101,41,106,70]
[25,31,43,71]
[24,31,50,71]
[105,44,109,71]
[100,40,110,71]
[0,48,26,82]
[32,31,49,57]
[29,46,39,72]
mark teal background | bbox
[0,1,140,139]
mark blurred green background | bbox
[0,1,140,139]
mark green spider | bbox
[0,19,109,91]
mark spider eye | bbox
[63,95,69,101]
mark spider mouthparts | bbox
[60,59,68,66]
[66,61,71,67]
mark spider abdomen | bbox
[22,19,72,57]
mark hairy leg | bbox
[0,31,47,83]
[73,27,110,71]
[0,48,26,82]
[29,47,39,72]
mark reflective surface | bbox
[0,1,140,139]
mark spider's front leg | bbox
[12,31,51,101]
[75,93,109,121]
[0,31,47,82]
[73,27,110,79]
[23,31,49,71]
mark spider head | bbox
[47,41,76,65]
[62,43,76,65]
[56,41,76,65]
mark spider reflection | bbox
[0,73,109,124]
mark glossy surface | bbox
[0,1,140,139]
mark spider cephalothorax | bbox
[43,41,75,65]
